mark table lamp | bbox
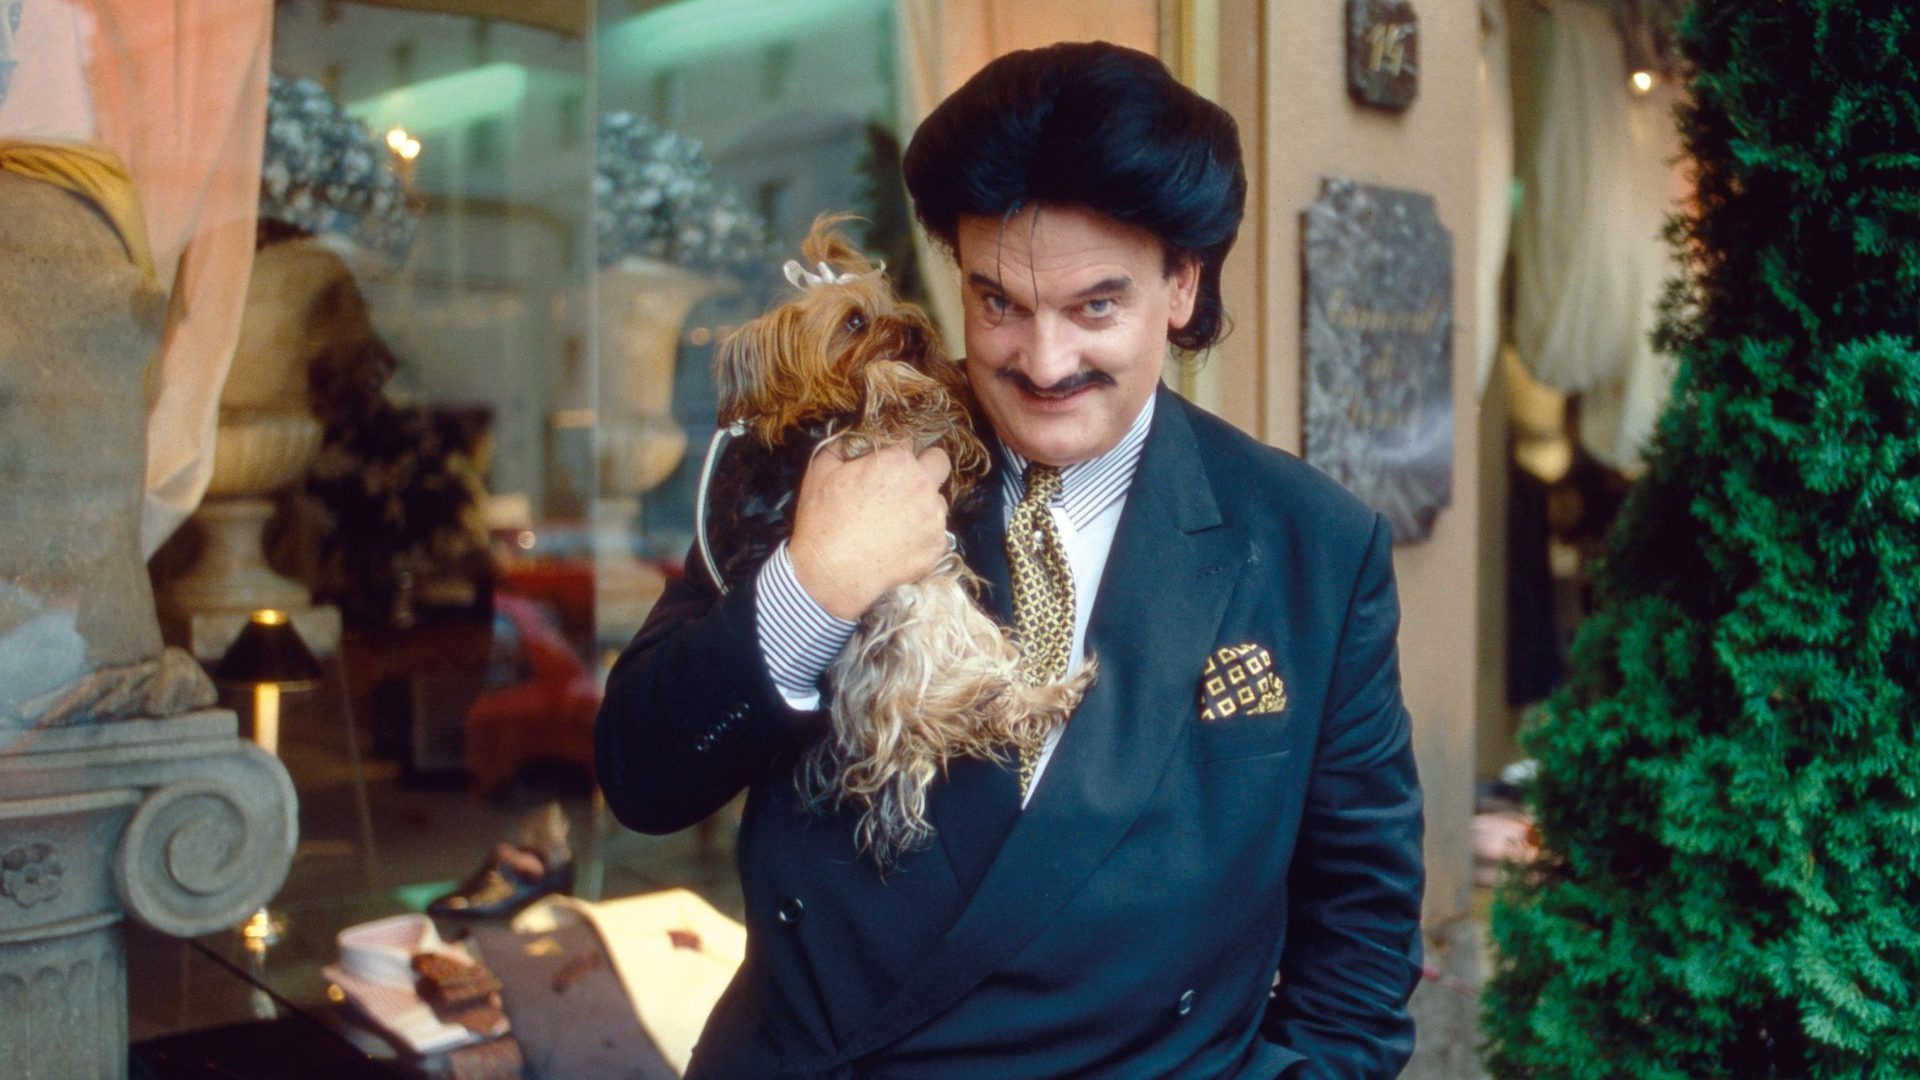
[214,608,322,756]
[213,609,321,953]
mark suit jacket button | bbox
[777,896,805,925]
[1177,989,1195,1016]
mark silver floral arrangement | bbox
[260,73,419,261]
[595,112,767,272]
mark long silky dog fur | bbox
[704,215,1092,870]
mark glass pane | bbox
[591,0,916,654]
[103,0,598,1050]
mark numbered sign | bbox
[1348,0,1419,111]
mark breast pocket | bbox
[1189,719,1296,764]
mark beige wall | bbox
[1202,1,1486,929]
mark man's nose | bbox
[1018,315,1078,388]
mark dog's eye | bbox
[845,312,868,335]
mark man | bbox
[596,41,1424,1079]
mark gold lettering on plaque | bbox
[1364,22,1413,77]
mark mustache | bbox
[993,367,1116,396]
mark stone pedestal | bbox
[592,495,667,648]
[162,497,309,613]
[0,711,297,1080]
[156,413,327,644]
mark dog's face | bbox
[715,217,988,498]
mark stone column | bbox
[0,152,299,1080]
[0,711,296,1080]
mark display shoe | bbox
[428,841,576,920]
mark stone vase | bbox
[595,256,731,496]
[593,258,729,642]
[159,238,349,657]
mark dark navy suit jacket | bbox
[596,387,1425,1078]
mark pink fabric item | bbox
[1473,810,1541,887]
[325,914,506,1055]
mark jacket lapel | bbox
[932,461,1021,894]
[952,450,1013,623]
[835,389,1246,1064]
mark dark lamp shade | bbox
[213,610,323,687]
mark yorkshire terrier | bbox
[699,215,1093,870]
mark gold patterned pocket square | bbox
[1198,643,1287,721]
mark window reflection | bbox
[79,0,957,1057]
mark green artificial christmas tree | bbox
[1484,3,1919,1078]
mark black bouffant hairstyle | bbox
[902,41,1246,353]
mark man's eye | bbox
[845,312,868,334]
[983,293,1011,315]
[1083,298,1117,318]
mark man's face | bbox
[955,204,1198,467]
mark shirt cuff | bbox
[755,541,857,710]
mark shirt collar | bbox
[999,392,1155,530]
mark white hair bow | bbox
[782,258,884,291]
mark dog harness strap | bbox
[694,421,748,593]
[1005,463,1074,798]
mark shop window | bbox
[466,115,500,167]
[761,41,794,100]
[554,89,583,148]
[32,0,935,1065]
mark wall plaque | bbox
[1302,178,1453,543]
[1347,0,1419,111]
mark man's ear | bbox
[1166,255,1201,332]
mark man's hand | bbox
[788,442,952,621]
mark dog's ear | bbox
[800,212,878,279]
[716,303,850,443]
[713,311,778,428]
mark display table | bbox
[128,891,744,1080]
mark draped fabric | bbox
[1475,0,1513,395]
[891,1,1160,356]
[0,0,96,140]
[1511,0,1688,470]
[0,140,153,279]
[1,0,272,556]
[892,1,965,356]
[0,2,270,553]
[92,1,274,555]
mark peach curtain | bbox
[84,0,273,555]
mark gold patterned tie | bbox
[1006,464,1074,797]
